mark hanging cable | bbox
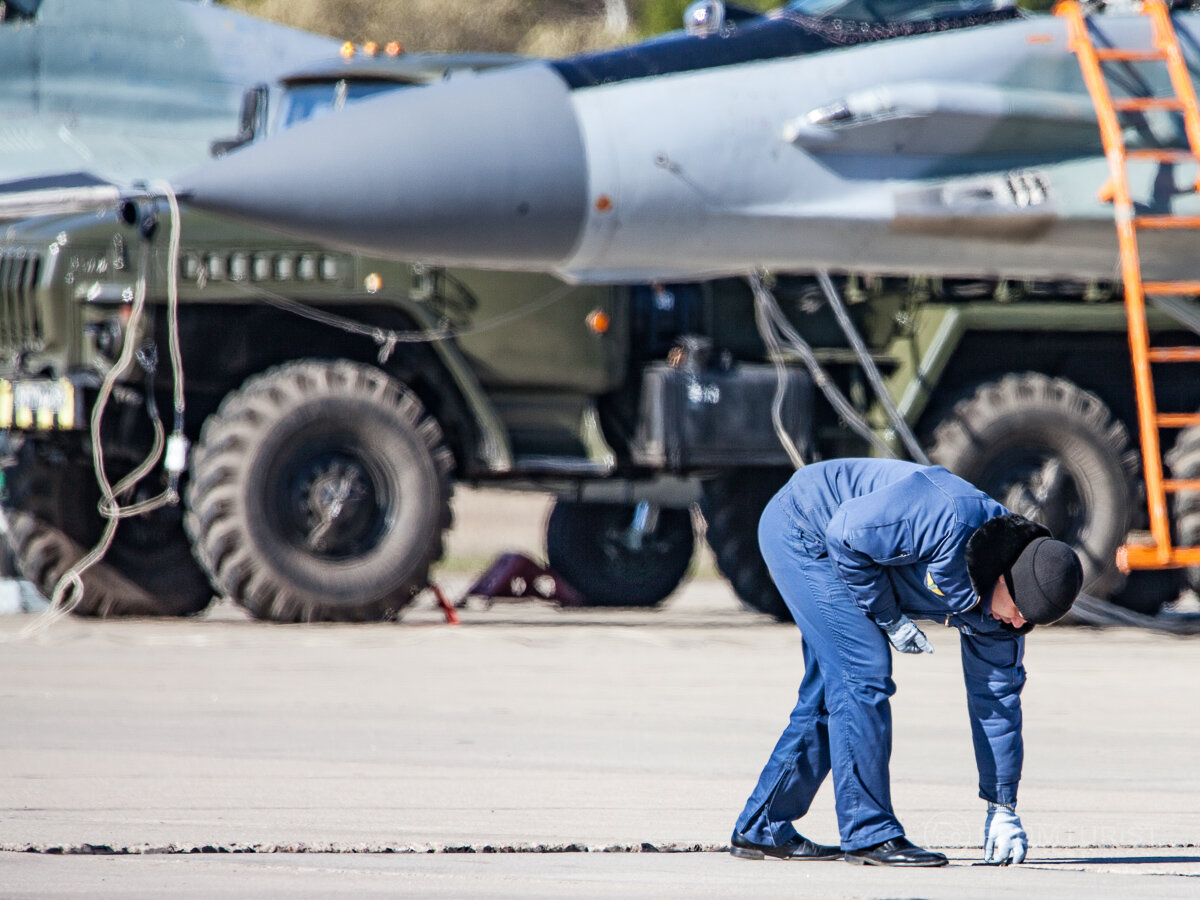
[11,186,188,636]
[815,271,929,464]
[752,286,808,469]
[155,180,189,498]
[219,278,578,364]
[748,272,897,460]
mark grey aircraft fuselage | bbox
[0,0,338,219]
[181,1,1200,286]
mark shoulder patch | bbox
[925,570,946,597]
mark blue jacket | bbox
[780,458,1025,806]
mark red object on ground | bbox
[430,583,460,625]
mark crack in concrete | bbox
[1,841,724,855]
[3,841,1197,857]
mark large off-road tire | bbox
[185,360,453,623]
[545,501,694,607]
[701,468,794,622]
[926,373,1138,604]
[3,442,213,617]
[1167,424,1200,594]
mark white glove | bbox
[882,614,934,654]
[984,802,1027,865]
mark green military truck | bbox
[1,50,1196,623]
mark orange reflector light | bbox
[365,273,383,294]
[385,41,403,56]
[586,309,611,334]
[340,41,355,59]
[595,194,613,213]
[1026,33,1054,43]
[363,41,378,56]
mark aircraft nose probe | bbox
[178,64,591,271]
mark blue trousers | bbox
[733,491,905,851]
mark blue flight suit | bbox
[735,458,1025,851]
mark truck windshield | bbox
[782,0,1014,24]
[277,80,407,132]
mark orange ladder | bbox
[1058,0,1200,571]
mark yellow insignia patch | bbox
[925,571,945,597]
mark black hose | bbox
[1061,592,1200,633]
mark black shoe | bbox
[844,836,948,867]
[729,830,842,861]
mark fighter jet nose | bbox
[182,63,589,269]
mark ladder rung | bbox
[1061,0,1200,548]
[1119,542,1200,570]
[1113,96,1186,112]
[1146,347,1200,362]
[1164,479,1200,492]
[1095,48,1166,62]
[1135,215,1200,230]
[1127,148,1199,163]
[1156,413,1200,427]
[1143,281,1200,295]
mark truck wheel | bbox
[185,360,453,623]
[1167,424,1200,594]
[545,501,694,606]
[926,373,1137,603]
[3,443,213,617]
[701,468,794,622]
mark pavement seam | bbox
[0,842,720,855]
[3,841,1197,856]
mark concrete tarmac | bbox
[1,509,1198,895]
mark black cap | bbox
[1006,537,1083,625]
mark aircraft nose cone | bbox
[181,64,589,269]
